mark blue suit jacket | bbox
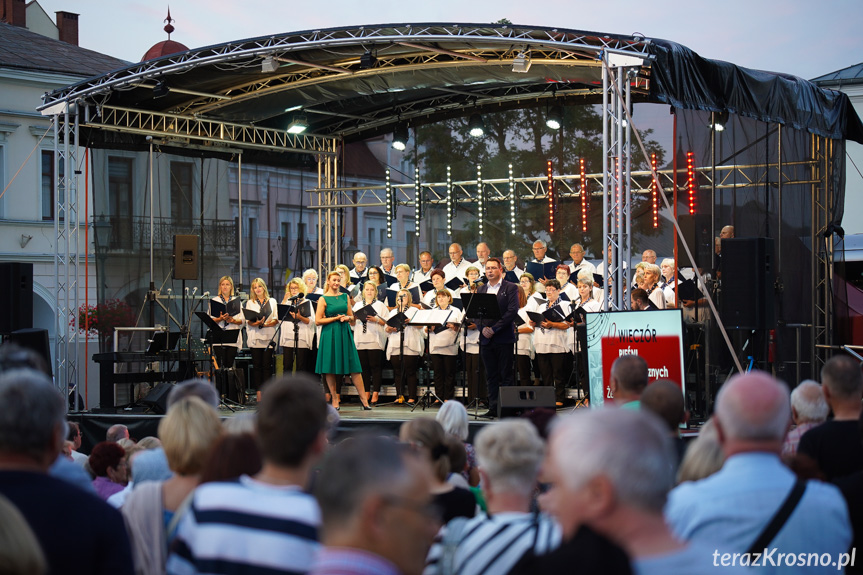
[476,279,519,345]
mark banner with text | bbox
[586,309,685,407]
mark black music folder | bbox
[526,260,560,281]
[195,312,241,344]
[353,304,378,323]
[209,298,241,318]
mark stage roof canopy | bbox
[40,22,863,162]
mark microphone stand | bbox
[397,295,407,403]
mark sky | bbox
[35,0,863,81]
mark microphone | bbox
[202,291,210,298]
[184,287,189,295]
[192,287,198,295]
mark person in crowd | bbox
[459,286,486,411]
[399,418,476,524]
[568,243,596,277]
[782,380,828,457]
[659,258,679,308]
[379,247,397,277]
[665,371,852,570]
[199,432,263,485]
[246,277,279,391]
[425,420,561,575]
[608,355,648,409]
[0,369,134,575]
[476,257,519,418]
[676,419,724,484]
[209,275,244,370]
[442,243,471,283]
[90,441,129,500]
[555,264,578,302]
[280,278,316,375]
[459,265,483,296]
[427,289,462,402]
[640,379,687,467]
[797,355,863,480]
[167,378,220,410]
[350,251,369,283]
[530,279,572,407]
[515,285,536,387]
[310,435,439,575]
[0,493,46,575]
[385,288,424,405]
[315,271,371,411]
[502,249,524,280]
[353,281,389,405]
[474,242,491,268]
[630,288,658,311]
[336,264,355,298]
[167,375,328,574]
[107,424,130,443]
[108,437,169,508]
[123,396,223,575]
[413,250,436,287]
[303,268,324,295]
[67,421,88,466]
[641,249,657,265]
[529,240,556,293]
[435,400,479,487]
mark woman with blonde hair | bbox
[246,277,279,390]
[122,396,224,575]
[384,288,424,404]
[0,494,45,575]
[399,418,476,523]
[352,280,388,405]
[315,270,371,411]
[209,275,244,370]
[280,278,315,375]
[387,263,421,309]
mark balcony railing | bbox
[95,216,237,254]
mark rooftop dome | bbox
[141,8,188,62]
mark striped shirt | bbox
[166,475,321,575]
[424,511,561,575]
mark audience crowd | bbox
[0,339,861,575]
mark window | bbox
[248,217,258,269]
[41,150,64,221]
[170,162,193,227]
[108,157,133,248]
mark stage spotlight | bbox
[153,80,169,98]
[262,56,278,73]
[287,114,309,135]
[468,113,485,138]
[360,50,376,69]
[392,123,409,151]
[546,106,562,130]
[710,109,729,132]
[512,51,531,73]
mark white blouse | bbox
[278,297,316,350]
[385,307,424,359]
[352,299,388,351]
[428,307,462,356]
[209,295,244,349]
[532,300,572,355]
[244,297,278,348]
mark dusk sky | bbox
[35,0,862,81]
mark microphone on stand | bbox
[202,291,210,298]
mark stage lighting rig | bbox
[468,114,485,138]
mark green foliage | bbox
[415,105,666,259]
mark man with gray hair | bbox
[443,243,470,283]
[379,247,396,277]
[798,355,863,480]
[424,420,561,575]
[568,243,595,277]
[782,380,828,457]
[666,371,851,572]
[608,355,648,409]
[311,435,439,575]
[106,423,130,443]
[538,408,731,573]
[350,251,369,283]
[0,370,134,575]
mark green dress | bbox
[315,293,363,375]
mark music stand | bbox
[146,331,181,355]
[195,312,241,411]
[461,292,500,418]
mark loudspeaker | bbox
[720,237,775,330]
[7,328,52,377]
[498,386,555,418]
[0,262,33,334]
[140,383,174,414]
[173,235,199,280]
[676,214,713,269]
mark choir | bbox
[205,242,687,408]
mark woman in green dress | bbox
[315,270,371,411]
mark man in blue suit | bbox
[476,257,519,417]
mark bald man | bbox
[666,371,851,566]
[568,244,596,277]
[442,243,471,283]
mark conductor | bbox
[476,257,519,417]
